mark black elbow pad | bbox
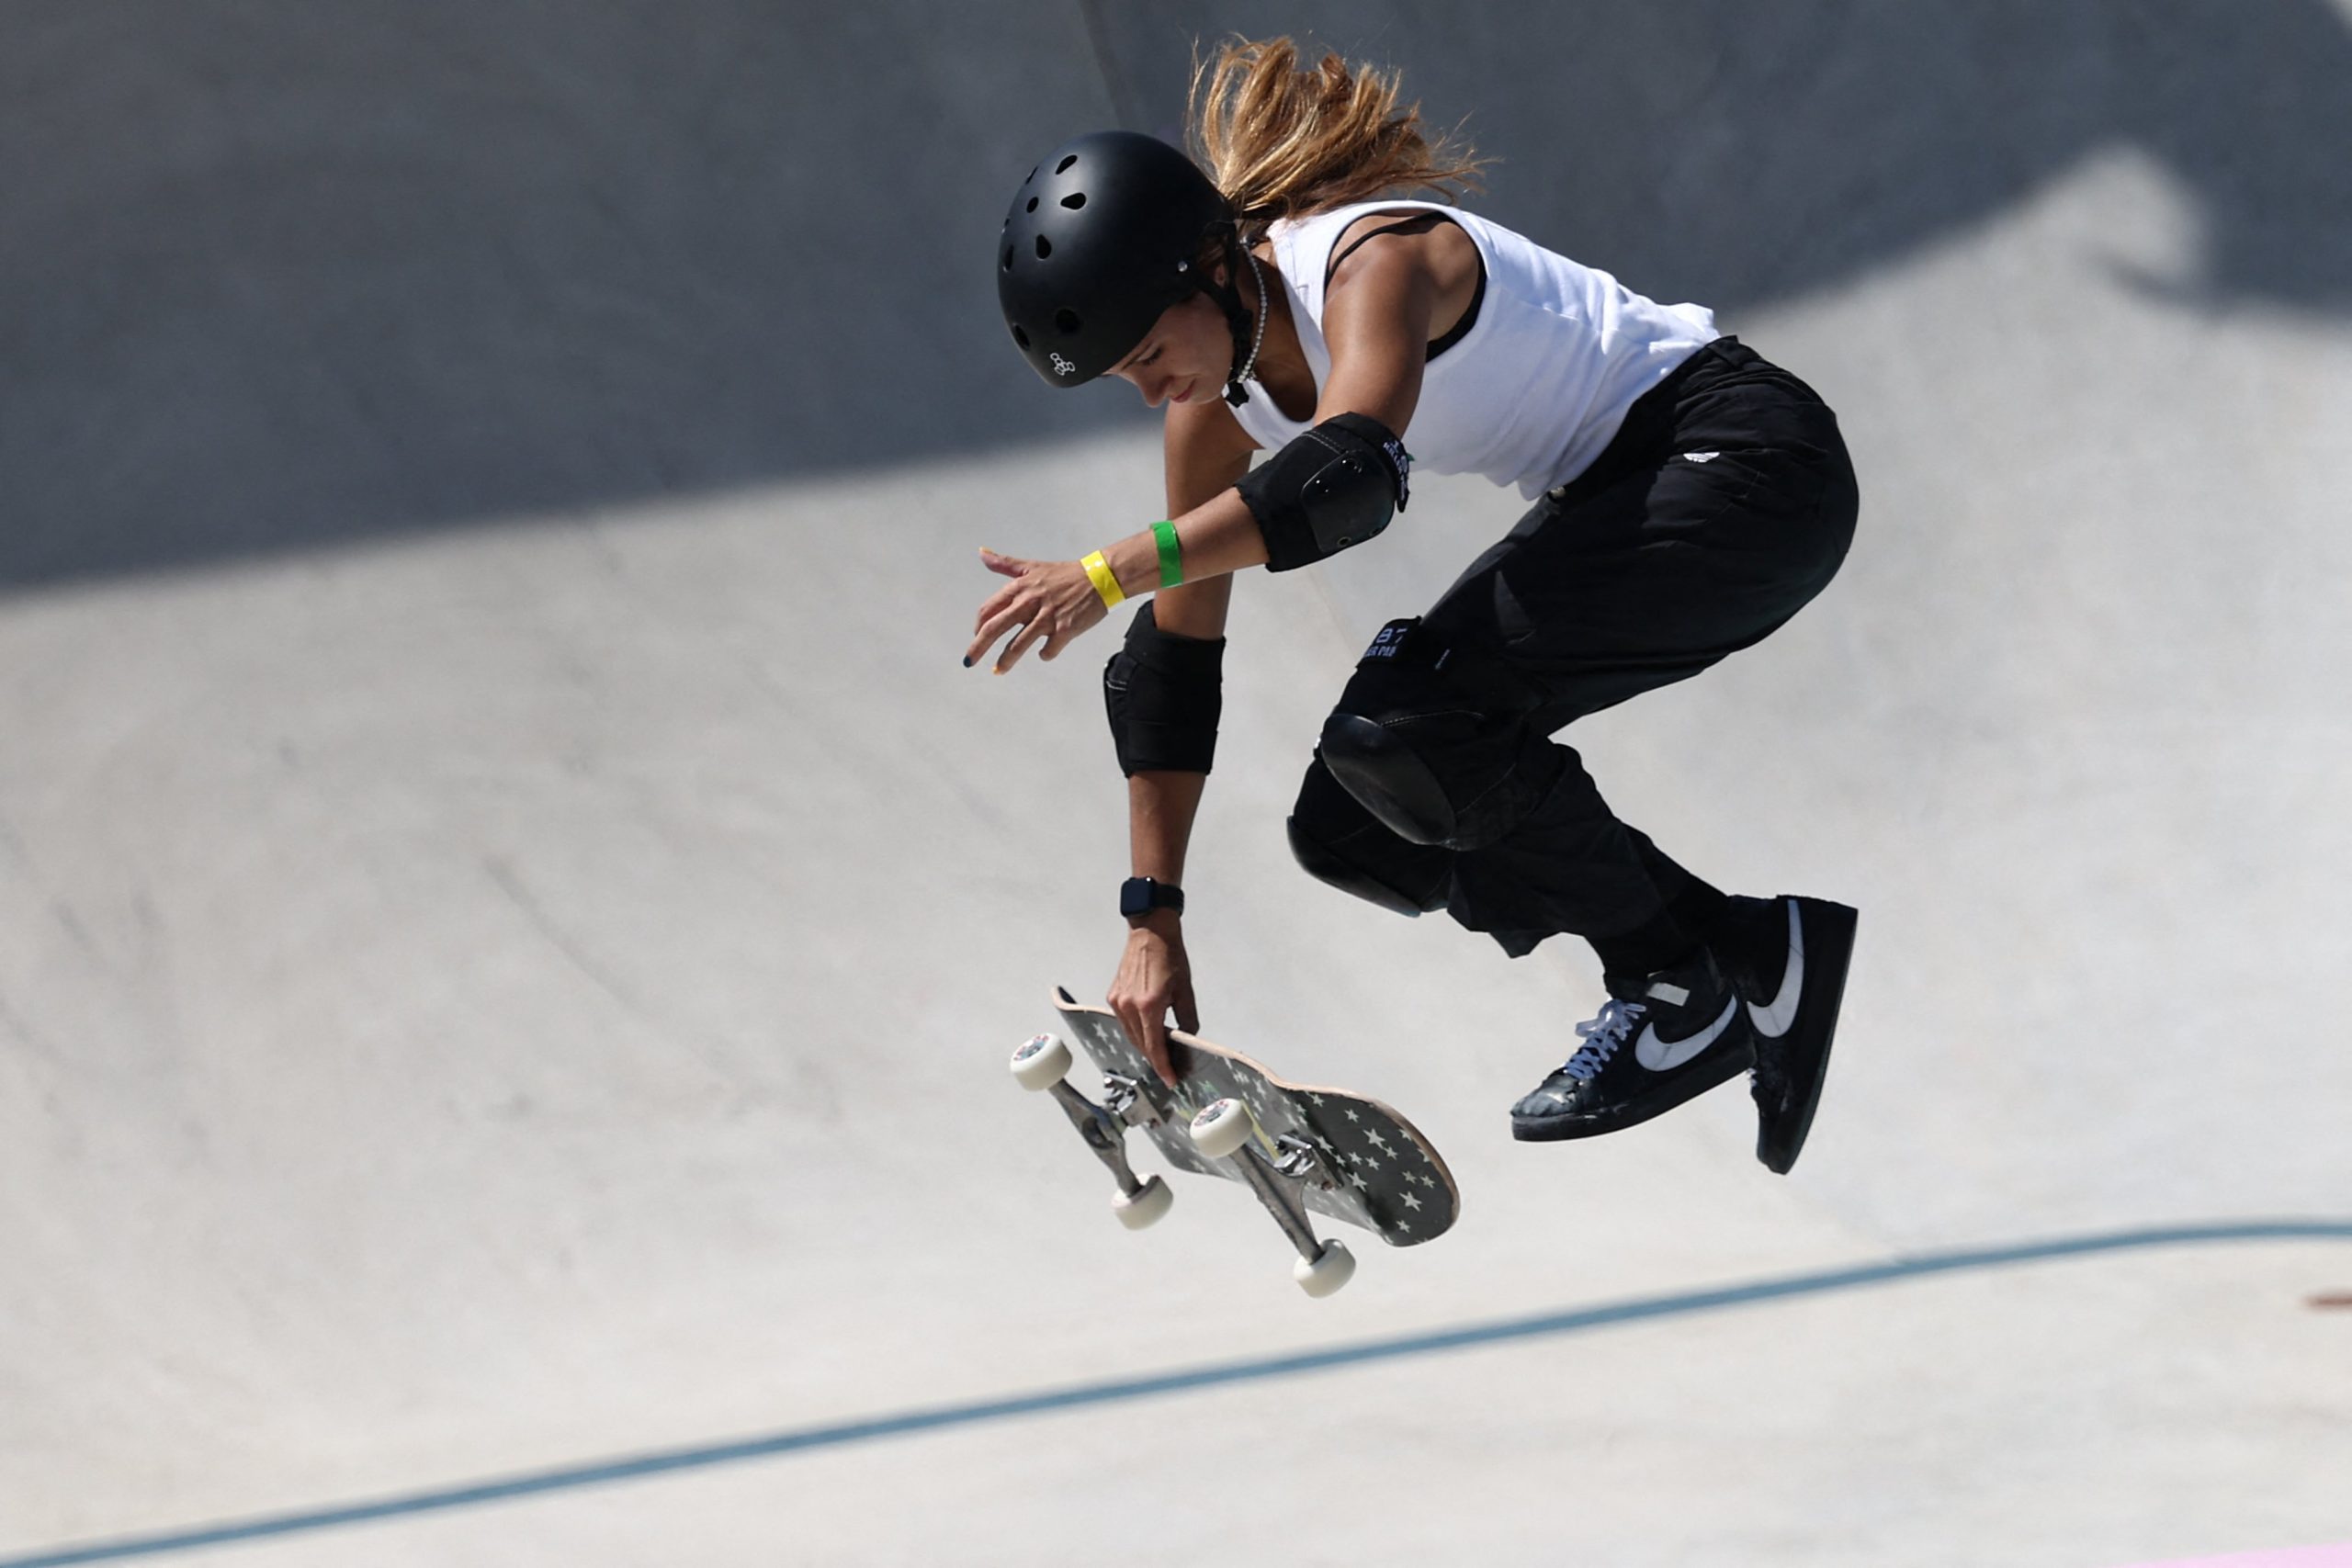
[1102,600,1226,775]
[1235,412,1412,572]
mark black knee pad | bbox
[1286,754,1450,917]
[1318,620,1561,852]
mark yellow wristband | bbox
[1081,550,1126,609]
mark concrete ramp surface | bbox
[3,6,2348,1564]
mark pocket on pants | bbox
[1671,444,1831,531]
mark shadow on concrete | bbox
[5,0,2348,591]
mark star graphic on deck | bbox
[1364,1129,1391,1154]
[1403,1190,1422,1212]
[1349,1171,1368,1190]
[1344,1108,1361,1122]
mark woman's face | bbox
[1103,281,1233,410]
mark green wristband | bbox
[1151,519,1183,588]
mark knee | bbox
[1318,669,1561,854]
[1286,755,1450,917]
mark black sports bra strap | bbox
[1321,213,1453,290]
[1321,212,1487,364]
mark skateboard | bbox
[1010,987,1458,1296]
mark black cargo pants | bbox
[1290,337,1860,976]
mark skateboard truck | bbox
[1010,1035,1356,1294]
[1189,1098,1356,1296]
[1272,1131,1340,1189]
[1011,1035,1173,1229]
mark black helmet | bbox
[998,131,1240,390]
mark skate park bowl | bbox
[3,4,2349,1563]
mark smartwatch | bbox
[1119,876,1185,919]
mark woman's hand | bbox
[1107,910,1198,1089]
[966,548,1111,675]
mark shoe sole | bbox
[1755,897,1859,1174]
[1511,1043,1756,1143]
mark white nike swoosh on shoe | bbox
[1635,996,1740,1071]
[1749,898,1805,1039]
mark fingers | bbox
[963,594,1061,673]
[1173,975,1200,1038]
[969,571,1024,640]
[1036,601,1097,664]
[959,592,1044,671]
[966,551,1041,671]
[996,616,1050,674]
[1111,986,1182,1089]
[970,552,1030,624]
[966,552,1028,666]
[970,584,1012,638]
[1024,589,1104,668]
[966,557,1107,674]
[967,609,1044,674]
[965,623,1005,670]
[1113,994,1177,1089]
[1140,1016,1178,1089]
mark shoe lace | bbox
[1560,999,1647,1081]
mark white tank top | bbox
[1228,200,1717,499]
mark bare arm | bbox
[1082,219,1451,604]
[1104,393,1254,1080]
[967,217,1464,677]
[1125,396,1257,890]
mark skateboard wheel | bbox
[1009,1032,1072,1091]
[1189,1097,1254,1160]
[1111,1174,1173,1230]
[1294,1239,1356,1298]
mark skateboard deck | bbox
[1046,987,1458,1247]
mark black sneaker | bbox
[1510,948,1757,1142]
[1720,894,1860,1175]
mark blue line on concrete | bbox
[6,1218,2348,1566]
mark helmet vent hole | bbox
[1012,325,1031,349]
[1060,192,1087,210]
[1025,197,1038,213]
[1001,245,1013,273]
[1057,154,1079,174]
[1035,235,1052,259]
[1055,309,1081,334]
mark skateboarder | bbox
[969,39,1860,1173]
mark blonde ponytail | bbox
[1187,37,1493,241]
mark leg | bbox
[1301,340,1865,1156]
[1284,750,1453,918]
[1323,339,1860,972]
[1311,619,1728,971]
